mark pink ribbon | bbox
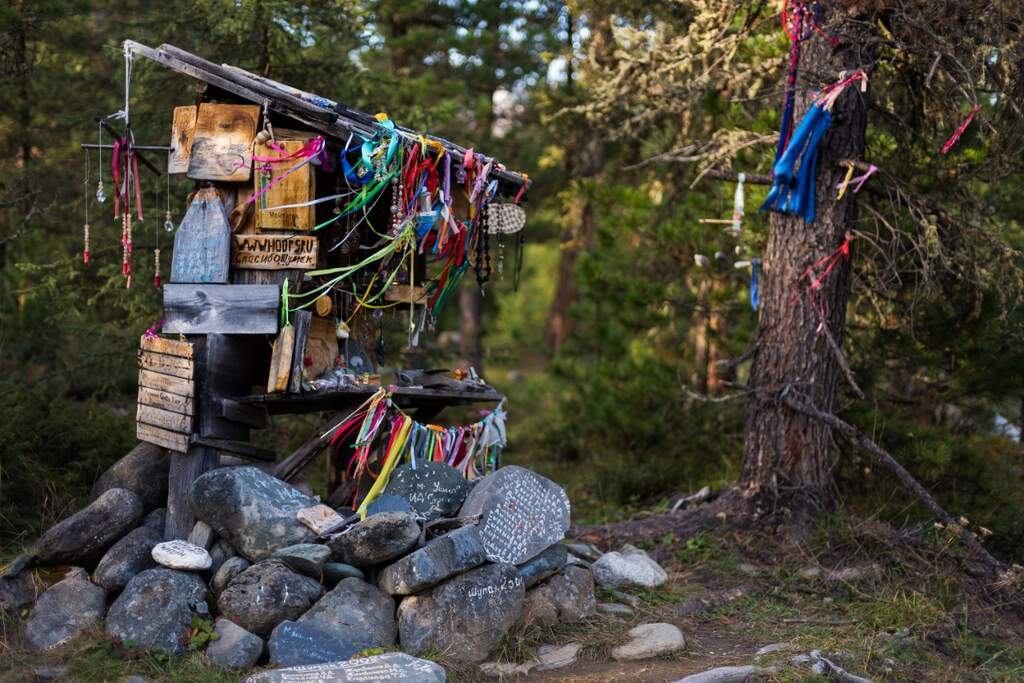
[941,106,980,154]
[835,164,877,194]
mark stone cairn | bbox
[0,443,662,682]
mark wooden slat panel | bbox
[167,105,197,174]
[266,326,294,393]
[139,369,194,397]
[138,352,194,380]
[138,386,195,416]
[140,335,194,359]
[137,404,193,433]
[137,422,190,453]
[186,103,259,182]
[163,284,279,335]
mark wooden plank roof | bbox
[124,40,529,196]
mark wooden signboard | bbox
[231,234,318,270]
[186,103,259,182]
[137,336,194,453]
[254,138,316,231]
[167,106,197,174]
[163,283,280,335]
[170,187,232,284]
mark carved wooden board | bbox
[231,234,318,270]
[186,103,259,182]
[137,336,194,452]
[266,325,295,393]
[163,284,280,334]
[254,138,316,231]
[169,187,231,284]
[167,105,197,174]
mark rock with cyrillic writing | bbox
[152,540,212,571]
[189,466,318,561]
[217,560,323,637]
[379,525,486,596]
[34,488,143,567]
[327,512,419,568]
[243,652,446,683]
[106,568,207,654]
[457,466,570,565]
[397,562,524,663]
[23,568,106,651]
[384,462,472,520]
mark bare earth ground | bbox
[3,514,1023,682]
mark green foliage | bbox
[187,617,219,651]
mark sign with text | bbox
[232,234,318,270]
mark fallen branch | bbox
[781,388,1007,574]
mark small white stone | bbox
[593,544,667,589]
[151,540,212,571]
[611,622,685,661]
[534,643,582,671]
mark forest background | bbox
[1,0,1022,566]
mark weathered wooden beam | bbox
[165,445,218,540]
[192,437,276,463]
[288,311,312,394]
[214,398,267,429]
[139,369,193,397]
[273,409,359,483]
[163,284,279,335]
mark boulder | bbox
[142,508,166,532]
[398,562,525,663]
[611,622,685,661]
[327,512,419,568]
[517,566,596,628]
[516,544,567,589]
[592,544,667,589]
[0,569,37,615]
[563,541,601,562]
[90,442,169,511]
[106,568,207,655]
[23,568,105,651]
[384,462,471,520]
[217,560,323,637]
[458,466,570,565]
[243,652,446,683]
[267,578,397,665]
[206,618,264,670]
[378,525,486,596]
[93,524,162,592]
[293,577,395,656]
[207,538,236,577]
[34,488,143,567]
[152,540,212,571]
[272,543,332,577]
[365,493,414,517]
[189,467,319,561]
[211,556,250,593]
[322,562,365,587]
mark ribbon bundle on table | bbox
[762,71,868,223]
[327,388,508,518]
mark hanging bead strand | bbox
[83,152,91,264]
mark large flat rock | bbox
[189,467,318,561]
[327,512,420,567]
[245,652,446,683]
[384,462,472,520]
[379,525,486,596]
[106,568,207,655]
[23,568,106,651]
[458,466,570,565]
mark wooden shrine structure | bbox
[117,41,527,541]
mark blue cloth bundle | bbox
[761,103,832,223]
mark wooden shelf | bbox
[240,384,504,415]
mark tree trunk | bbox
[739,8,872,516]
[458,283,483,372]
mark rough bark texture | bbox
[739,8,873,515]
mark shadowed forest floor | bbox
[3,511,1022,682]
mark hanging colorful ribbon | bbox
[750,258,761,311]
[835,163,876,197]
[940,105,980,155]
[731,173,745,233]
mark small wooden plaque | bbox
[163,284,280,335]
[167,106,197,175]
[186,103,259,182]
[231,234,318,270]
[254,138,316,231]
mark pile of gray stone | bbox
[1,443,601,682]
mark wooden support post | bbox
[165,444,217,540]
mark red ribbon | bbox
[941,106,980,155]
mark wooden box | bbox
[254,138,316,231]
[137,336,195,452]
